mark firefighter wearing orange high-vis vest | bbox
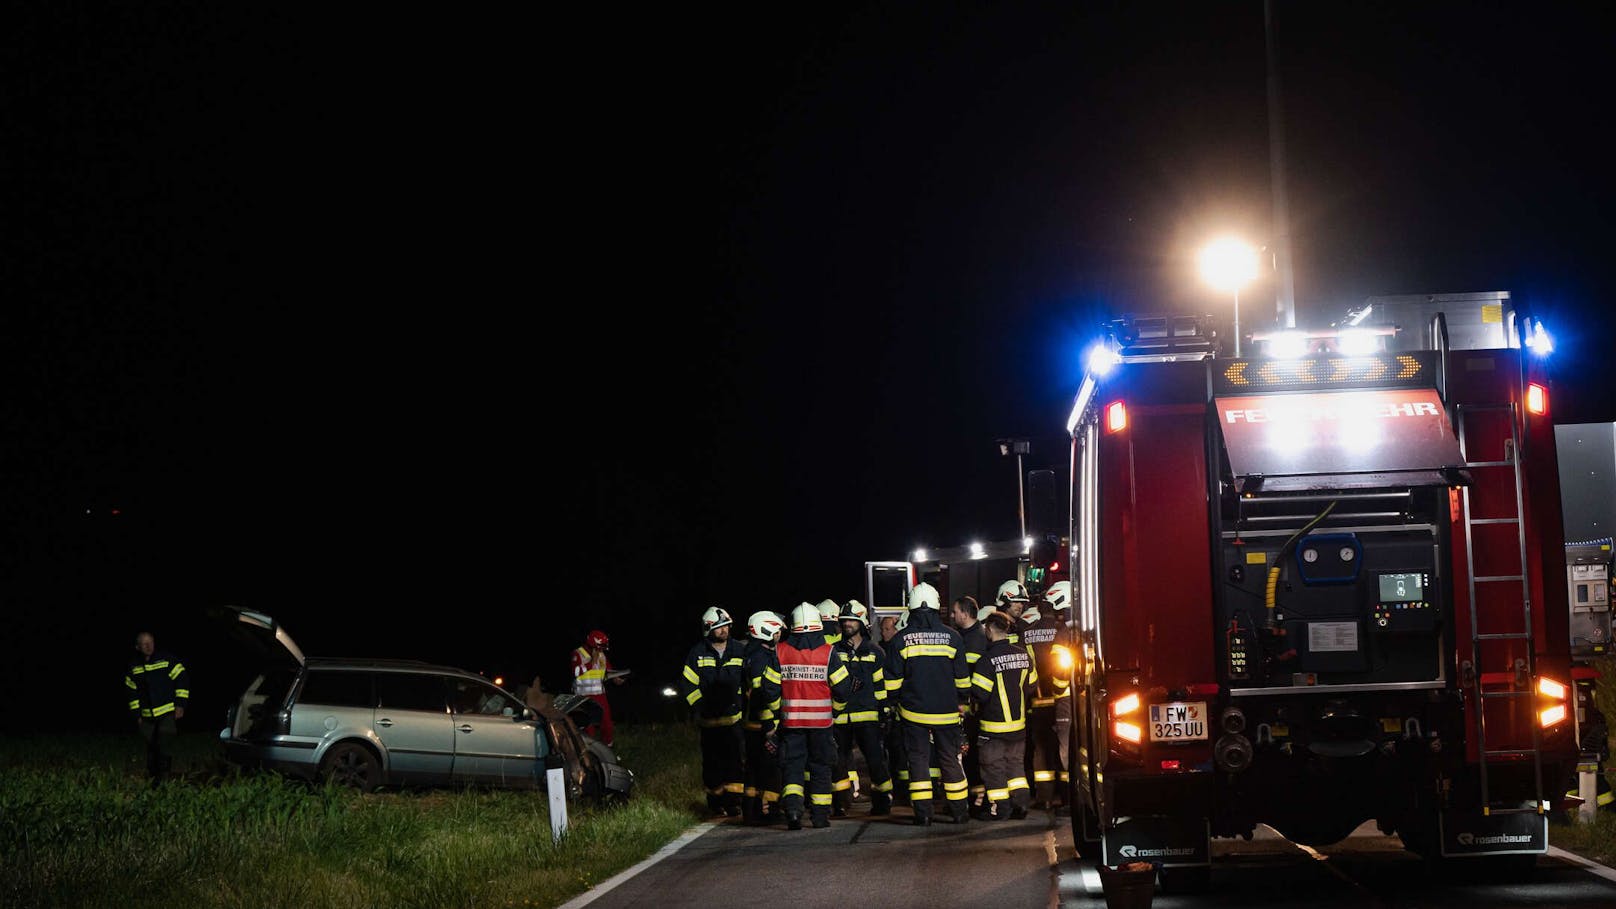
[679,607,748,817]
[763,603,853,829]
[888,582,972,825]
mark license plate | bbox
[1148,702,1208,743]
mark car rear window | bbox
[297,670,374,708]
[375,672,448,713]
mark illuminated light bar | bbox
[1105,400,1127,433]
[1539,704,1568,728]
[1216,352,1431,393]
[1160,759,1181,771]
[913,548,928,561]
[1537,677,1568,700]
[1111,693,1140,716]
[1114,720,1143,744]
[1527,383,1548,415]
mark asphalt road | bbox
[576,807,1616,909]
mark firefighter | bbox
[996,579,1030,645]
[742,610,787,826]
[970,608,1036,820]
[678,607,748,816]
[1044,580,1077,799]
[832,600,893,816]
[126,631,189,784]
[816,599,844,646]
[889,582,972,825]
[571,630,620,745]
[950,595,988,807]
[763,602,852,829]
[1020,593,1067,809]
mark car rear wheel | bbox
[322,742,381,792]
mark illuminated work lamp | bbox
[1105,401,1127,433]
[1526,383,1548,416]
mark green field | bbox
[0,725,703,909]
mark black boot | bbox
[741,796,761,826]
[950,804,970,825]
[870,792,892,816]
[812,810,831,829]
[913,804,933,827]
[786,810,803,830]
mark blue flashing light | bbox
[1524,318,1553,356]
[1085,343,1119,377]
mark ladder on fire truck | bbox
[1457,401,1545,816]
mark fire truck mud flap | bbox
[1102,815,1211,867]
[1438,810,1547,857]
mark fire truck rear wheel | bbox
[1070,789,1100,855]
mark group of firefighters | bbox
[678,578,1074,830]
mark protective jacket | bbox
[743,639,782,731]
[126,651,190,719]
[1019,613,1068,708]
[571,646,609,696]
[679,638,747,727]
[970,639,1037,734]
[832,636,886,724]
[767,630,851,729]
[885,609,969,726]
[958,621,987,670]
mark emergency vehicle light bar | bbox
[1215,351,1435,395]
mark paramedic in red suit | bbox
[571,630,621,744]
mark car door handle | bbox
[377,718,394,727]
[458,724,474,733]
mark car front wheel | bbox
[322,742,381,792]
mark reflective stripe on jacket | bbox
[1020,614,1067,707]
[885,610,968,725]
[126,652,189,719]
[970,639,1037,735]
[743,640,782,730]
[679,639,747,726]
[572,647,608,695]
[832,637,886,723]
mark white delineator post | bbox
[547,754,569,843]
[1577,757,1597,824]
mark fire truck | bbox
[1063,291,1577,885]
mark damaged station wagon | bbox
[217,606,633,799]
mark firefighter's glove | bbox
[763,732,779,756]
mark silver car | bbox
[217,606,633,798]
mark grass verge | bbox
[0,724,702,909]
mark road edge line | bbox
[1545,844,1616,885]
[555,820,721,909]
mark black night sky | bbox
[10,5,1616,733]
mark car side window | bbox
[296,670,374,708]
[447,677,521,716]
[375,672,448,713]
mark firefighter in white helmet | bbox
[1020,584,1068,810]
[887,582,972,825]
[831,599,893,816]
[970,607,1037,819]
[996,579,1030,645]
[741,611,787,825]
[759,602,852,828]
[1044,580,1077,800]
[816,599,843,646]
[678,607,747,816]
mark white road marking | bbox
[555,821,721,909]
[1546,844,1616,886]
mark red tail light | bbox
[1106,400,1127,433]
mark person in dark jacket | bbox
[126,631,190,784]
[950,596,987,808]
[971,609,1037,820]
[679,607,748,816]
[832,600,893,816]
[1020,596,1068,809]
[887,583,971,825]
[741,611,787,826]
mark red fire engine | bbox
[1064,292,1576,886]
